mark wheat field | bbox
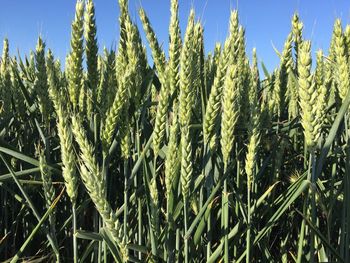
[1,0,350,262]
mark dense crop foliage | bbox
[1,0,350,262]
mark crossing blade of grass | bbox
[256,180,310,243]
[194,199,216,245]
[207,182,280,262]
[0,153,60,258]
[80,241,97,263]
[235,180,310,262]
[0,167,42,181]
[126,133,153,188]
[34,118,48,147]
[11,63,35,110]
[99,228,123,263]
[296,209,344,262]
[0,117,14,138]
[184,174,225,240]
[0,144,40,166]
[0,182,25,204]
[75,230,103,242]
[0,143,61,173]
[209,176,306,262]
[127,243,149,256]
[10,186,64,263]
[316,89,350,179]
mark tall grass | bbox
[1,1,350,262]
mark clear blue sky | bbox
[1,0,350,72]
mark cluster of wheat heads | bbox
[1,0,350,262]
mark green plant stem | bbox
[297,153,312,263]
[234,144,241,258]
[246,180,251,263]
[73,204,78,263]
[310,151,316,263]
[184,198,189,263]
[223,178,229,263]
[123,159,129,257]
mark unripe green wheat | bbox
[315,50,330,132]
[168,0,182,96]
[139,8,167,84]
[119,110,131,159]
[85,0,99,118]
[165,104,180,198]
[249,48,260,110]
[203,11,239,144]
[71,115,124,247]
[0,39,12,116]
[274,33,292,117]
[38,147,56,211]
[101,69,132,154]
[292,13,303,73]
[245,125,260,190]
[221,65,240,168]
[344,25,350,57]
[49,78,78,204]
[67,0,84,110]
[333,19,350,101]
[149,177,160,237]
[181,126,193,200]
[34,37,51,124]
[37,146,58,245]
[203,39,230,144]
[153,78,170,157]
[10,58,26,118]
[179,10,195,127]
[125,19,143,109]
[298,41,321,150]
[0,38,9,75]
[245,50,260,188]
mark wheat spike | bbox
[179,10,195,127]
[84,0,99,118]
[298,41,321,150]
[221,65,240,168]
[67,0,84,111]
[333,19,350,101]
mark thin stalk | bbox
[142,159,158,260]
[138,198,142,260]
[166,189,175,262]
[121,157,129,263]
[297,201,307,263]
[73,204,78,263]
[176,228,180,260]
[327,158,337,246]
[343,114,350,262]
[234,143,240,258]
[203,145,213,259]
[310,151,316,263]
[246,180,251,263]
[206,209,212,260]
[184,199,189,263]
[297,153,312,263]
[223,178,229,263]
[124,160,129,246]
[93,113,99,263]
[135,119,142,260]
[100,156,109,263]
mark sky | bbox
[1,0,350,73]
